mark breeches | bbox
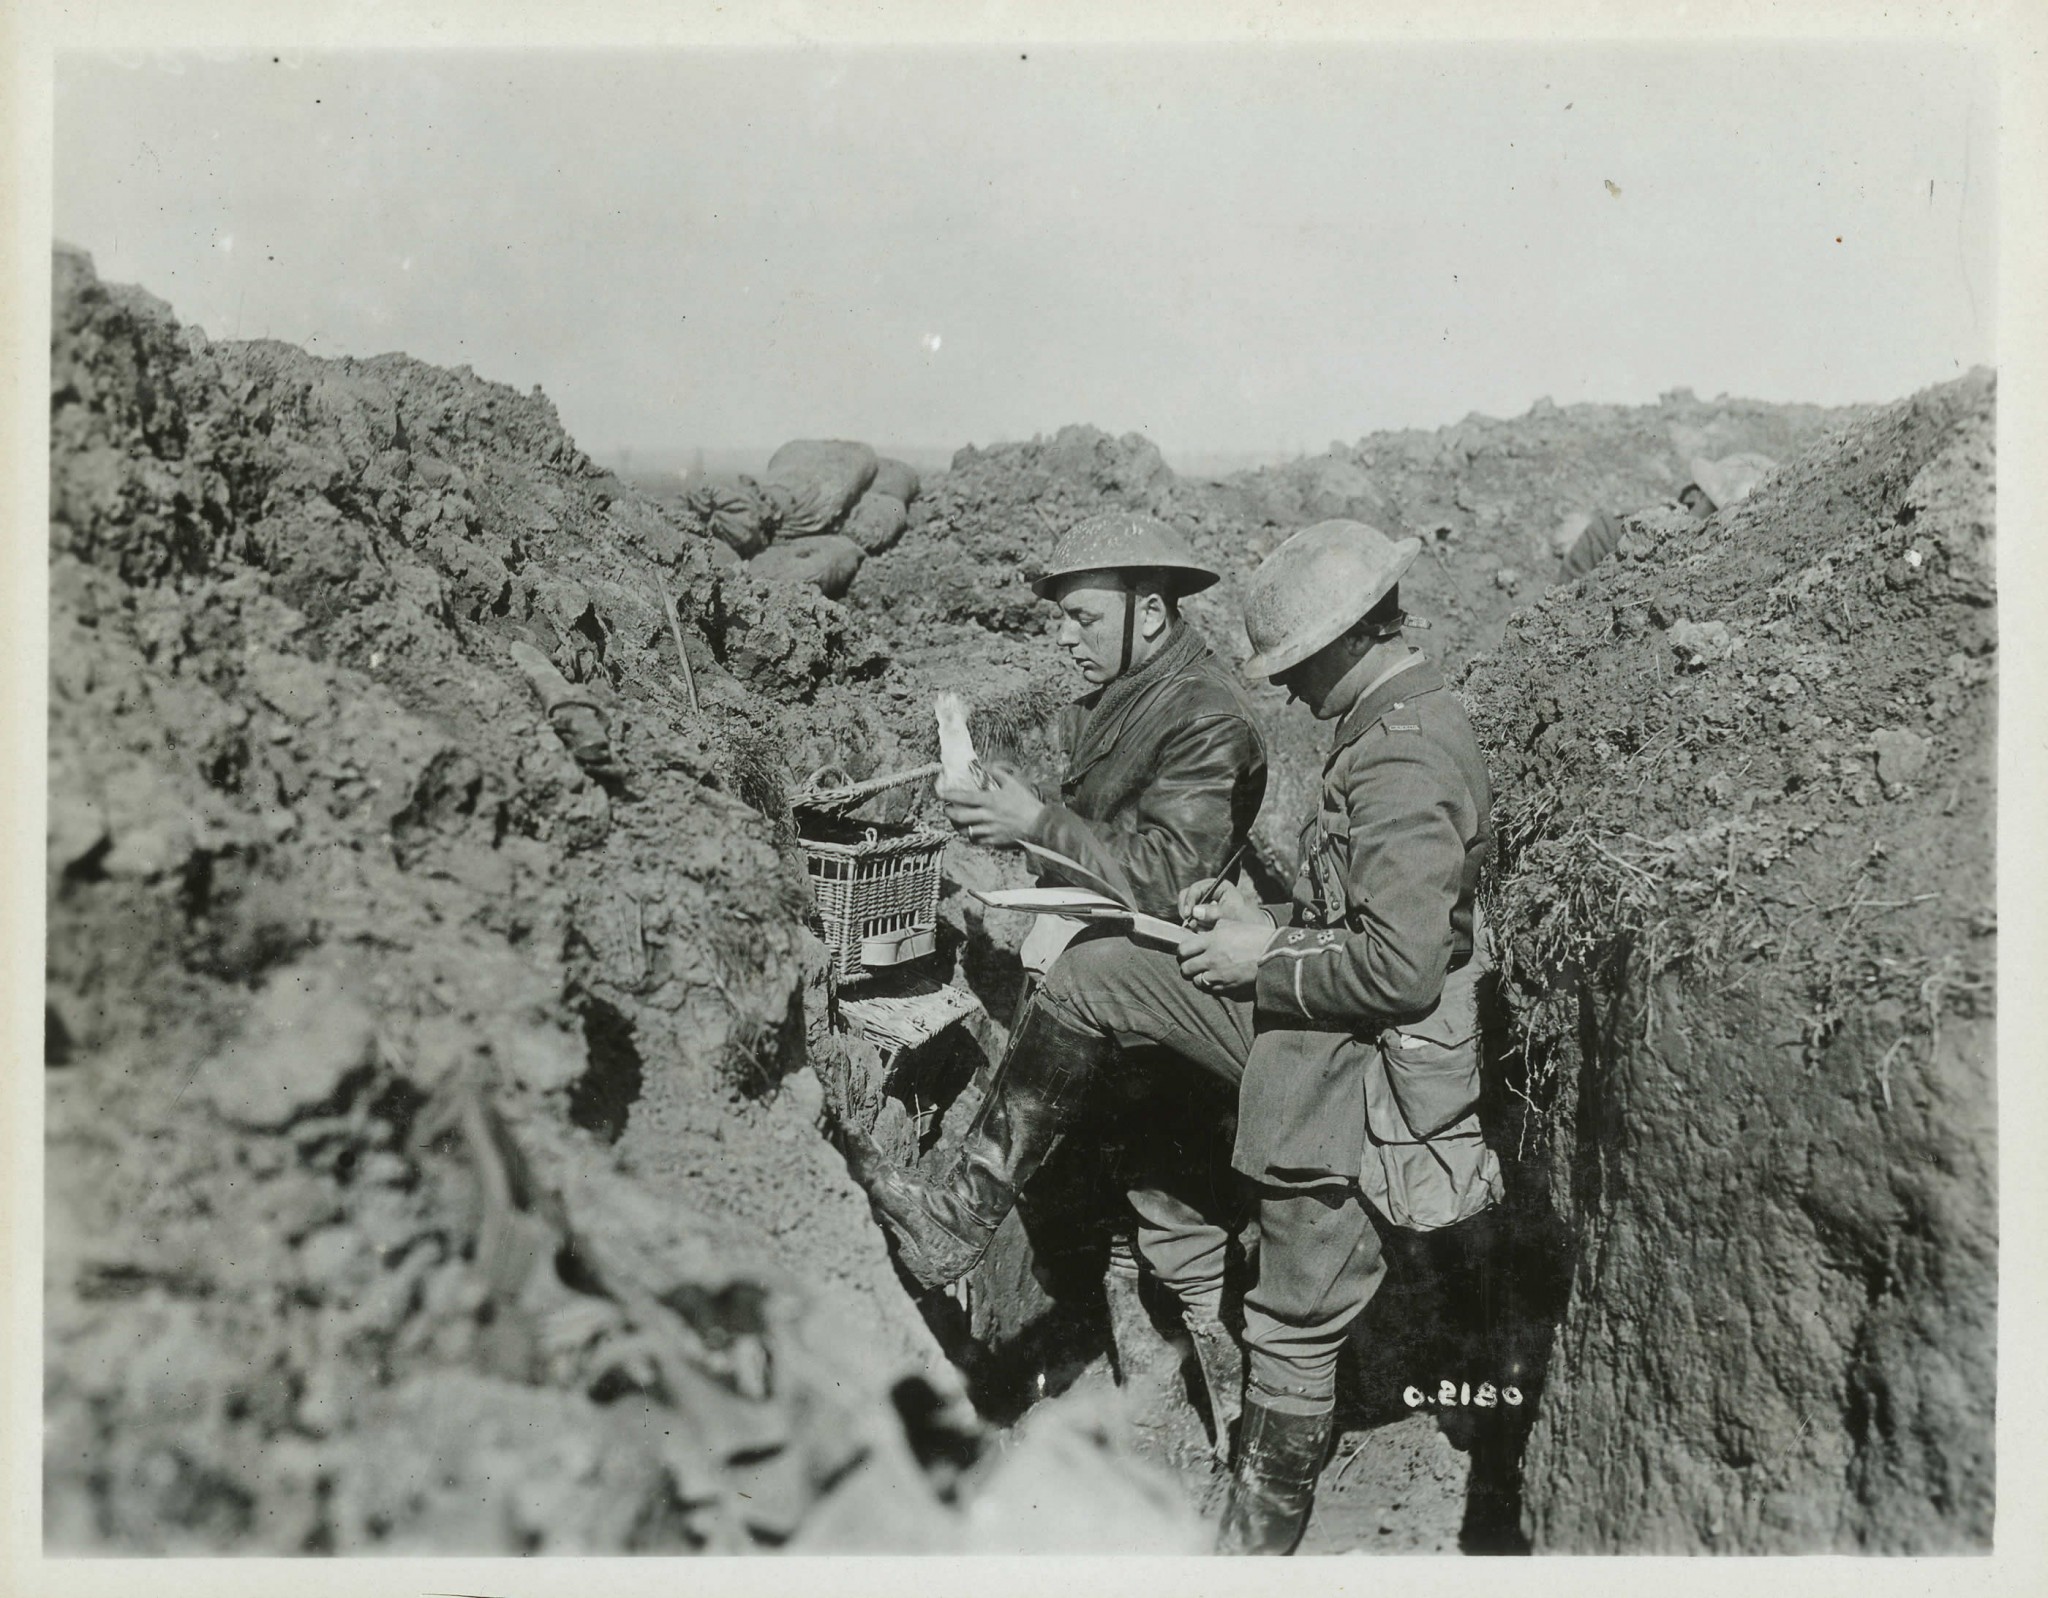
[1040,935,1387,1411]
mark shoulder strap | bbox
[1328,651,1434,759]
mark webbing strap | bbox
[1117,579,1136,677]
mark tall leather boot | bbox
[1185,1317,1245,1465]
[1216,1400,1334,1555]
[843,1001,1113,1292]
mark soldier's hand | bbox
[1180,876,1270,929]
[940,765,1044,850]
[1177,919,1270,997]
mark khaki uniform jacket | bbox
[1025,631,1269,920]
[1235,647,1503,1227]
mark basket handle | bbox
[793,760,945,816]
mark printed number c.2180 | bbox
[1403,1380,1522,1408]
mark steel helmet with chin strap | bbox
[1688,453,1777,513]
[1031,512,1221,677]
[1242,519,1421,678]
[1029,512,1221,599]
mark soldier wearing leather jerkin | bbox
[837,511,1267,1456]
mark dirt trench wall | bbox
[1460,371,1996,1551]
[44,246,976,1553]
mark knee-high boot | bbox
[1216,1400,1334,1555]
[842,1000,1114,1291]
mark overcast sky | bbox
[53,44,1995,461]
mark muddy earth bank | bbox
[1461,369,1994,1552]
[44,247,1989,1553]
[44,247,1197,1554]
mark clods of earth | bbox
[44,244,1992,1553]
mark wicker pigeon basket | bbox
[792,764,948,984]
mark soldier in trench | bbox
[836,510,1268,1455]
[1556,452,1777,579]
[938,521,1502,1554]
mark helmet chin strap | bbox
[1117,578,1137,678]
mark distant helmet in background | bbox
[1029,511,1221,599]
[1552,510,1594,559]
[1242,519,1422,678]
[1687,453,1779,513]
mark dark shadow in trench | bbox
[567,993,644,1144]
[855,942,1595,1553]
[1386,965,1611,1554]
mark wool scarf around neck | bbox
[1072,621,1209,768]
